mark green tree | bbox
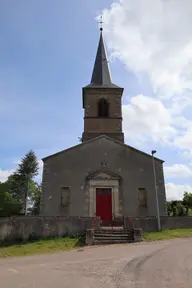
[28,182,41,215]
[176,202,186,216]
[0,184,21,217]
[17,150,39,214]
[7,173,25,204]
[0,181,8,193]
[167,201,172,216]
[172,204,178,216]
[182,192,192,215]
[167,200,182,216]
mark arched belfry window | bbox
[98,98,109,117]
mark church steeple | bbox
[82,25,124,143]
[91,31,112,86]
[85,28,120,88]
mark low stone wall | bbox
[124,216,192,232]
[0,216,100,245]
[1,216,192,244]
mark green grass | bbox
[0,236,83,258]
[1,229,192,258]
[143,228,192,241]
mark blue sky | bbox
[1,0,192,200]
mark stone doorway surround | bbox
[86,169,122,218]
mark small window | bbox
[98,98,109,117]
[61,187,70,207]
[138,188,147,208]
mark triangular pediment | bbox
[43,134,163,163]
[87,169,120,180]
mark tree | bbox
[167,201,172,216]
[17,150,39,214]
[0,183,21,217]
[176,202,186,216]
[166,200,186,216]
[28,182,41,215]
[0,150,39,217]
[182,192,192,215]
[7,173,25,204]
[0,181,8,194]
[167,201,178,216]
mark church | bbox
[40,28,167,220]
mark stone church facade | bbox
[40,29,167,219]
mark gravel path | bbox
[0,238,192,287]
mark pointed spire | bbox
[90,30,113,86]
[83,24,120,89]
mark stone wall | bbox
[1,216,192,245]
[0,216,100,245]
[124,216,192,232]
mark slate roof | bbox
[84,31,121,89]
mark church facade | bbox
[40,29,167,219]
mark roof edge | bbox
[42,135,113,161]
[101,135,164,163]
[82,85,123,90]
[42,134,164,163]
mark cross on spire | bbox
[99,15,103,32]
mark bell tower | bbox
[82,27,124,143]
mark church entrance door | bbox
[96,188,112,221]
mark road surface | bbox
[0,238,192,287]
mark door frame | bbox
[88,179,120,218]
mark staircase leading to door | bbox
[86,217,142,245]
[93,226,134,245]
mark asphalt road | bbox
[0,238,192,287]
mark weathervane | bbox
[98,15,104,32]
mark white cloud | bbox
[0,169,13,183]
[166,183,192,201]
[174,125,192,150]
[101,0,192,155]
[102,0,192,99]
[122,94,176,144]
[164,164,192,178]
[36,160,43,182]
[182,150,192,161]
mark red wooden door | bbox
[96,188,112,221]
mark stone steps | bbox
[86,227,142,246]
[93,239,133,245]
[98,226,126,230]
[100,220,124,227]
[95,233,132,237]
[95,237,131,241]
[95,229,132,233]
[93,228,133,245]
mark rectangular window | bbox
[138,188,147,208]
[61,187,70,207]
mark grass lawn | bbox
[143,228,192,241]
[1,229,192,258]
[0,236,83,258]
